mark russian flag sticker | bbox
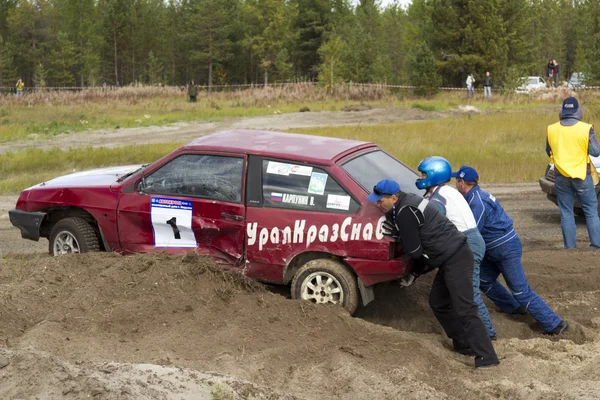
[271,192,283,202]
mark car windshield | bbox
[341,150,424,196]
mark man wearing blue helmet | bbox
[453,166,569,335]
[416,156,496,340]
[368,179,499,368]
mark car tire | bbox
[291,258,359,315]
[49,217,100,256]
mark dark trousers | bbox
[429,243,498,365]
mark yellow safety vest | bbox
[547,121,592,179]
[16,82,24,90]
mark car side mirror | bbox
[136,177,147,194]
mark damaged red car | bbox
[9,130,422,314]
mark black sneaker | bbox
[475,357,500,369]
[548,320,569,335]
[511,305,528,315]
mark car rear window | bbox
[341,150,424,196]
[261,160,360,213]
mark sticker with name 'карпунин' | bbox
[151,197,197,248]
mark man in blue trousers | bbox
[453,166,569,335]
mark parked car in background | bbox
[9,130,424,314]
[567,72,586,90]
[539,155,600,216]
[516,76,547,93]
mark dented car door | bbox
[116,152,246,265]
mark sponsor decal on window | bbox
[289,165,313,176]
[267,161,313,177]
[266,161,291,176]
[326,194,351,210]
[307,172,328,195]
[246,216,387,250]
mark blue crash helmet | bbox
[416,156,452,190]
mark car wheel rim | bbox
[53,231,80,255]
[300,272,344,305]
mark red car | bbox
[9,130,421,314]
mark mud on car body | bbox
[9,130,423,314]
[539,155,600,216]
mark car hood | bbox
[28,165,143,190]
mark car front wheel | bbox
[49,217,100,256]
[291,259,359,315]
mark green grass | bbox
[293,109,557,183]
[1,108,555,195]
[0,143,181,194]
[3,88,600,194]
[0,86,559,143]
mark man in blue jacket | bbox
[453,166,568,335]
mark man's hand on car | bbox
[382,220,398,239]
[400,273,418,288]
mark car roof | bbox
[183,130,377,165]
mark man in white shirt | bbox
[416,156,496,340]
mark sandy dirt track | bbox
[1,106,599,399]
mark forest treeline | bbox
[1,0,599,90]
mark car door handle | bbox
[221,213,244,221]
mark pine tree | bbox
[7,0,54,85]
[33,62,47,87]
[291,0,333,80]
[381,4,408,84]
[0,35,17,86]
[146,50,163,84]
[410,42,441,95]
[46,31,77,86]
[182,0,235,88]
[317,36,344,90]
[244,0,298,86]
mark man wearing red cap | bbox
[368,179,499,368]
[453,166,569,335]
[546,96,600,248]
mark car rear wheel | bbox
[49,217,100,256]
[291,259,359,314]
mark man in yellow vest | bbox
[546,96,600,248]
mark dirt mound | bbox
[1,250,600,399]
[0,347,293,399]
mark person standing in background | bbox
[15,78,24,96]
[553,60,560,88]
[483,72,492,99]
[546,97,600,248]
[466,73,475,98]
[188,80,198,102]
